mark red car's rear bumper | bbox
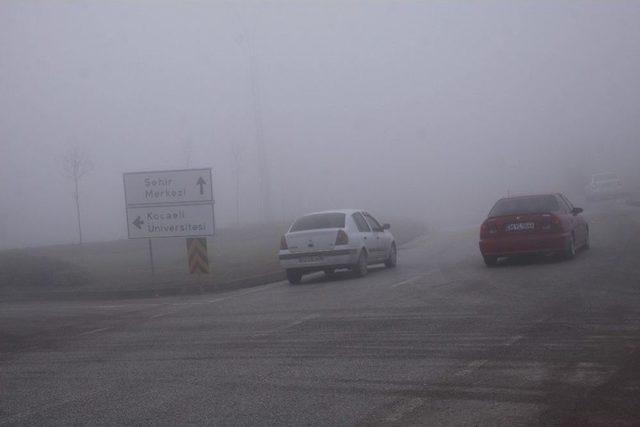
[479,233,570,257]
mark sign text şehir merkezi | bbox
[124,168,213,206]
[141,176,207,201]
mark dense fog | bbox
[1,1,639,248]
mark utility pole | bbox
[230,142,244,225]
[233,4,273,221]
[246,28,272,221]
[184,138,193,168]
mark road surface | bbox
[2,202,640,426]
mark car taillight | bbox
[335,229,349,245]
[280,235,288,250]
[480,221,498,238]
[541,214,562,232]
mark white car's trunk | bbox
[595,179,621,190]
[286,229,340,254]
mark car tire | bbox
[564,234,576,260]
[286,269,303,285]
[353,251,368,278]
[483,255,498,267]
[385,244,398,268]
[584,228,590,250]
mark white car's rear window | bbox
[594,173,619,182]
[290,213,346,232]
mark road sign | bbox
[186,238,210,274]
[123,168,213,206]
[124,168,214,239]
[126,204,214,239]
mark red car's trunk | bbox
[482,213,562,238]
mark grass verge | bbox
[0,218,428,301]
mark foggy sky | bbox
[1,0,640,248]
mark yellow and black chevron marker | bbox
[186,238,210,274]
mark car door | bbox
[363,212,387,261]
[558,194,586,245]
[351,212,376,256]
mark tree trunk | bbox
[74,178,83,244]
[235,171,240,225]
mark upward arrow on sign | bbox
[196,177,206,195]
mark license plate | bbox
[506,222,535,232]
[299,255,323,263]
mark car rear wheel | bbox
[353,251,368,277]
[564,234,576,260]
[584,228,590,250]
[286,269,303,285]
[385,244,397,268]
[483,255,498,267]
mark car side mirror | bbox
[572,207,583,215]
[383,223,391,230]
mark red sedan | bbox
[479,193,589,266]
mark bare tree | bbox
[230,141,245,225]
[62,148,93,244]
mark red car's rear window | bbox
[489,195,560,217]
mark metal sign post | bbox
[123,168,215,276]
[148,238,155,276]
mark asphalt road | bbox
[2,201,640,426]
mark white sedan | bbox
[278,209,397,284]
[585,172,625,201]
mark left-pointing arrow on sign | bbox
[133,216,144,229]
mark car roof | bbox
[497,193,561,201]
[298,209,362,217]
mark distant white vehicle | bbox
[279,209,397,284]
[585,172,625,201]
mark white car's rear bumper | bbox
[279,248,359,271]
[586,187,625,199]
